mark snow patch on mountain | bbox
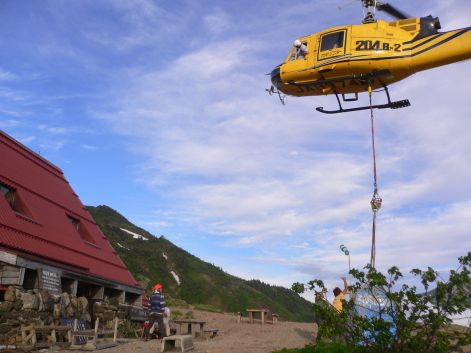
[120,228,148,240]
[171,271,180,285]
[115,242,130,250]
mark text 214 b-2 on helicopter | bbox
[268,0,471,114]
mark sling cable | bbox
[368,84,382,269]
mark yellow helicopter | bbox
[268,0,471,114]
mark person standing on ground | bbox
[332,277,348,313]
[144,283,167,340]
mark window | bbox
[67,214,96,245]
[0,182,32,217]
[320,31,345,52]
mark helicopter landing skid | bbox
[316,85,410,114]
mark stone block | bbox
[6,319,20,326]
[161,335,194,352]
[4,287,16,302]
[14,299,23,311]
[21,293,39,310]
[78,296,88,315]
[45,297,55,312]
[93,301,104,314]
[65,305,75,317]
[0,325,12,334]
[117,311,126,319]
[53,303,61,319]
[0,302,13,312]
[103,310,115,322]
[61,292,71,307]
[109,297,120,306]
[0,311,17,320]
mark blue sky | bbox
[1,0,471,300]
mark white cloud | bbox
[18,135,36,145]
[203,8,232,35]
[145,220,171,229]
[81,144,98,151]
[0,69,17,81]
[38,139,67,151]
[38,124,70,134]
[0,119,20,128]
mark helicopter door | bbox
[318,29,348,61]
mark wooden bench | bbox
[204,328,218,339]
[19,323,72,350]
[69,317,119,350]
[161,334,194,352]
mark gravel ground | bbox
[49,308,316,353]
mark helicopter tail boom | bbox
[411,27,471,73]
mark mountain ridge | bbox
[87,205,314,322]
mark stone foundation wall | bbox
[0,286,129,344]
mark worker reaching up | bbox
[144,283,167,340]
[332,277,349,313]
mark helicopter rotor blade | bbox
[337,0,359,11]
[376,2,409,19]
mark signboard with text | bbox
[40,269,61,295]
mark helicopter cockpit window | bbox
[288,41,308,61]
[320,31,345,51]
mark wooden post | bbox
[113,317,118,342]
[92,317,99,347]
[21,324,26,344]
[72,318,78,345]
[51,327,57,343]
[31,324,37,345]
[67,323,72,343]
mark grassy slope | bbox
[87,205,314,322]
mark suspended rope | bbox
[368,84,382,268]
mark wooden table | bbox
[173,319,206,338]
[246,309,269,324]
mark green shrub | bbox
[184,311,194,319]
[167,297,190,308]
[193,303,223,313]
[117,320,142,339]
[171,310,183,319]
[292,252,471,353]
[272,342,369,353]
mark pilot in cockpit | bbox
[294,39,308,59]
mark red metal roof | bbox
[0,130,139,288]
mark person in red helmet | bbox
[144,283,167,340]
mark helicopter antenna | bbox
[362,0,377,23]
